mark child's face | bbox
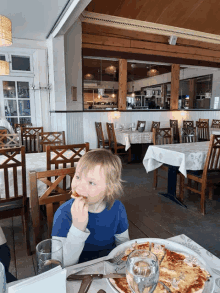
[71,164,107,205]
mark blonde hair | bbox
[76,149,124,209]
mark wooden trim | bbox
[170,64,180,110]
[189,79,196,109]
[118,59,127,110]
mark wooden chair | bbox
[106,123,131,162]
[151,121,160,132]
[211,119,220,128]
[0,129,7,135]
[136,121,146,131]
[14,123,32,133]
[196,121,210,142]
[0,133,21,149]
[21,127,43,153]
[37,131,65,152]
[153,128,174,189]
[0,146,31,255]
[29,167,75,246]
[95,122,109,148]
[170,119,179,143]
[179,127,197,143]
[179,134,220,214]
[183,120,194,128]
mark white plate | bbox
[104,238,214,293]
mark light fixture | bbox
[169,35,177,45]
[112,86,116,98]
[0,16,12,46]
[105,65,116,75]
[147,67,159,77]
[0,60,9,75]
[131,85,135,97]
[84,73,94,80]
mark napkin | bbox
[140,123,144,127]
[7,266,66,293]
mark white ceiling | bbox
[2,0,70,40]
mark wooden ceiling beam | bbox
[82,34,220,63]
[82,48,220,68]
[82,23,220,52]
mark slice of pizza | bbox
[121,242,150,261]
[109,277,132,293]
[71,191,87,199]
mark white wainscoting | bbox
[81,110,220,150]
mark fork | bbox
[70,252,125,274]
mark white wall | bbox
[77,110,220,149]
[64,19,83,111]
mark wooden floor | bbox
[2,161,220,280]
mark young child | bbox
[51,149,130,267]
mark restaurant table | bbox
[6,234,220,292]
[0,150,78,198]
[115,129,153,151]
[143,141,210,207]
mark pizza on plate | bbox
[109,241,211,293]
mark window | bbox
[11,55,31,71]
[3,80,32,127]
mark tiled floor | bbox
[1,161,220,280]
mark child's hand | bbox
[71,197,89,232]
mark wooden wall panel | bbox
[170,64,180,110]
[118,59,127,110]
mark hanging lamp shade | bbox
[147,68,158,77]
[0,15,12,46]
[0,60,9,75]
[105,65,116,75]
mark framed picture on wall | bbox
[71,86,77,101]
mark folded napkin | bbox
[7,266,66,293]
[140,123,145,127]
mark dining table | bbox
[6,234,220,292]
[0,150,80,198]
[143,141,210,207]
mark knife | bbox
[67,273,126,281]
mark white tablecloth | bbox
[210,128,220,135]
[0,151,77,198]
[6,234,220,292]
[115,129,153,151]
[143,141,209,177]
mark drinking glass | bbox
[126,250,159,293]
[0,262,6,293]
[36,239,63,274]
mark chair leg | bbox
[208,185,213,200]
[153,169,158,189]
[188,179,192,194]
[23,207,31,256]
[128,148,132,163]
[201,185,206,215]
[179,174,185,202]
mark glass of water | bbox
[126,250,159,293]
[36,239,63,274]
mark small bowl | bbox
[138,127,144,132]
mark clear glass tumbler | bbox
[126,250,159,293]
[0,262,6,293]
[36,239,63,275]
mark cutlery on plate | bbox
[78,275,93,293]
[67,273,126,281]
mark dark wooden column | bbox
[118,59,127,110]
[189,78,196,109]
[161,84,167,107]
[170,64,180,110]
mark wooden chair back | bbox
[183,120,194,128]
[106,123,117,148]
[170,119,179,143]
[95,122,107,148]
[46,142,89,171]
[211,119,220,128]
[0,133,21,149]
[179,127,197,143]
[21,127,43,153]
[0,146,30,254]
[151,121,160,132]
[29,167,75,245]
[136,121,146,131]
[196,121,210,141]
[199,118,209,125]
[14,123,32,133]
[0,129,7,135]
[153,127,173,145]
[37,131,65,152]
